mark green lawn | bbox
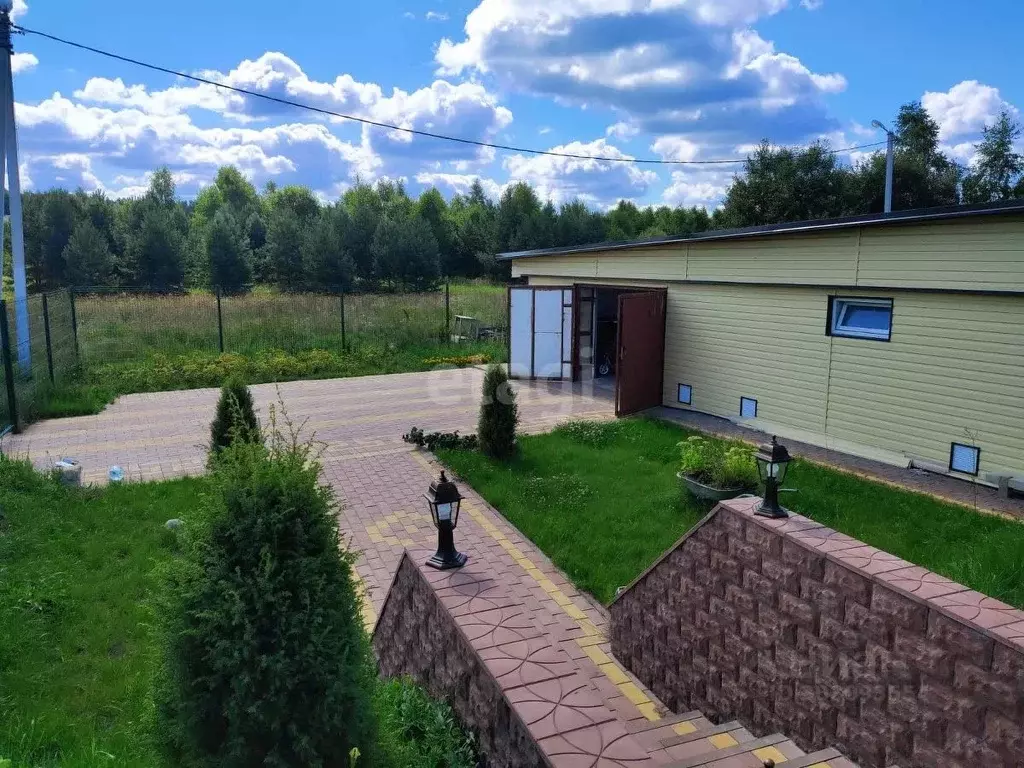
[0,456,477,768]
[0,458,204,766]
[438,418,1024,608]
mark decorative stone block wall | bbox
[373,550,659,768]
[372,553,548,767]
[609,497,1024,768]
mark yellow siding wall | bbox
[825,292,1024,472]
[661,284,830,436]
[513,215,1024,289]
[685,232,859,284]
[857,219,1024,291]
[525,275,1024,478]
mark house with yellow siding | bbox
[500,200,1024,488]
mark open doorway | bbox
[574,286,630,398]
[574,285,666,415]
[508,283,665,415]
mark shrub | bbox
[374,677,477,768]
[677,435,758,490]
[477,364,518,461]
[155,417,378,767]
[208,377,260,459]
[402,426,478,452]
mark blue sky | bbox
[10,0,1024,208]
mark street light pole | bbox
[0,1,28,368]
[872,119,896,214]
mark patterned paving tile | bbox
[506,674,616,740]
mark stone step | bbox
[648,720,757,763]
[779,748,862,768]
[629,711,714,749]
[661,732,804,767]
[629,710,707,734]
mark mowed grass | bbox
[0,457,205,766]
[438,418,1024,608]
[438,419,706,603]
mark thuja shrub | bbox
[155,416,378,767]
[208,377,260,460]
[478,364,518,461]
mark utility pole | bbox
[872,119,896,214]
[0,0,28,368]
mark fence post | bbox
[42,292,55,384]
[216,288,225,354]
[339,290,347,352]
[69,287,80,364]
[0,301,19,433]
[444,280,451,342]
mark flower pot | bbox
[677,471,745,502]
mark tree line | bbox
[10,101,1024,294]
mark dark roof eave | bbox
[497,200,1024,261]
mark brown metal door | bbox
[615,291,666,416]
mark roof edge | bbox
[498,200,1024,261]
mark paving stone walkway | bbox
[1,369,670,729]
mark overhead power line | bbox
[16,25,888,166]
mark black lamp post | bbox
[424,471,468,570]
[754,436,792,519]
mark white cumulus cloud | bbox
[12,52,37,75]
[504,138,657,207]
[415,172,502,200]
[436,0,843,145]
[922,80,1018,140]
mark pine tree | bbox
[478,364,518,460]
[208,377,260,460]
[63,220,113,287]
[206,209,252,293]
[156,428,378,766]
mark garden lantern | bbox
[424,471,468,570]
[754,436,791,519]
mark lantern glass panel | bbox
[756,456,769,482]
[437,502,453,523]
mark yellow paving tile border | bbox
[408,449,663,722]
[353,568,378,632]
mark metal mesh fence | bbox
[0,289,80,434]
[0,282,508,434]
[73,289,221,363]
[72,282,508,366]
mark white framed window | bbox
[949,443,980,476]
[677,384,692,405]
[829,297,893,341]
[740,397,757,419]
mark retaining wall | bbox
[609,497,1024,768]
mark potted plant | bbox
[676,435,758,501]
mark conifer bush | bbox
[208,376,260,460]
[478,364,518,460]
[156,415,378,767]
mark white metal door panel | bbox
[561,289,573,379]
[533,290,562,377]
[509,288,533,378]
